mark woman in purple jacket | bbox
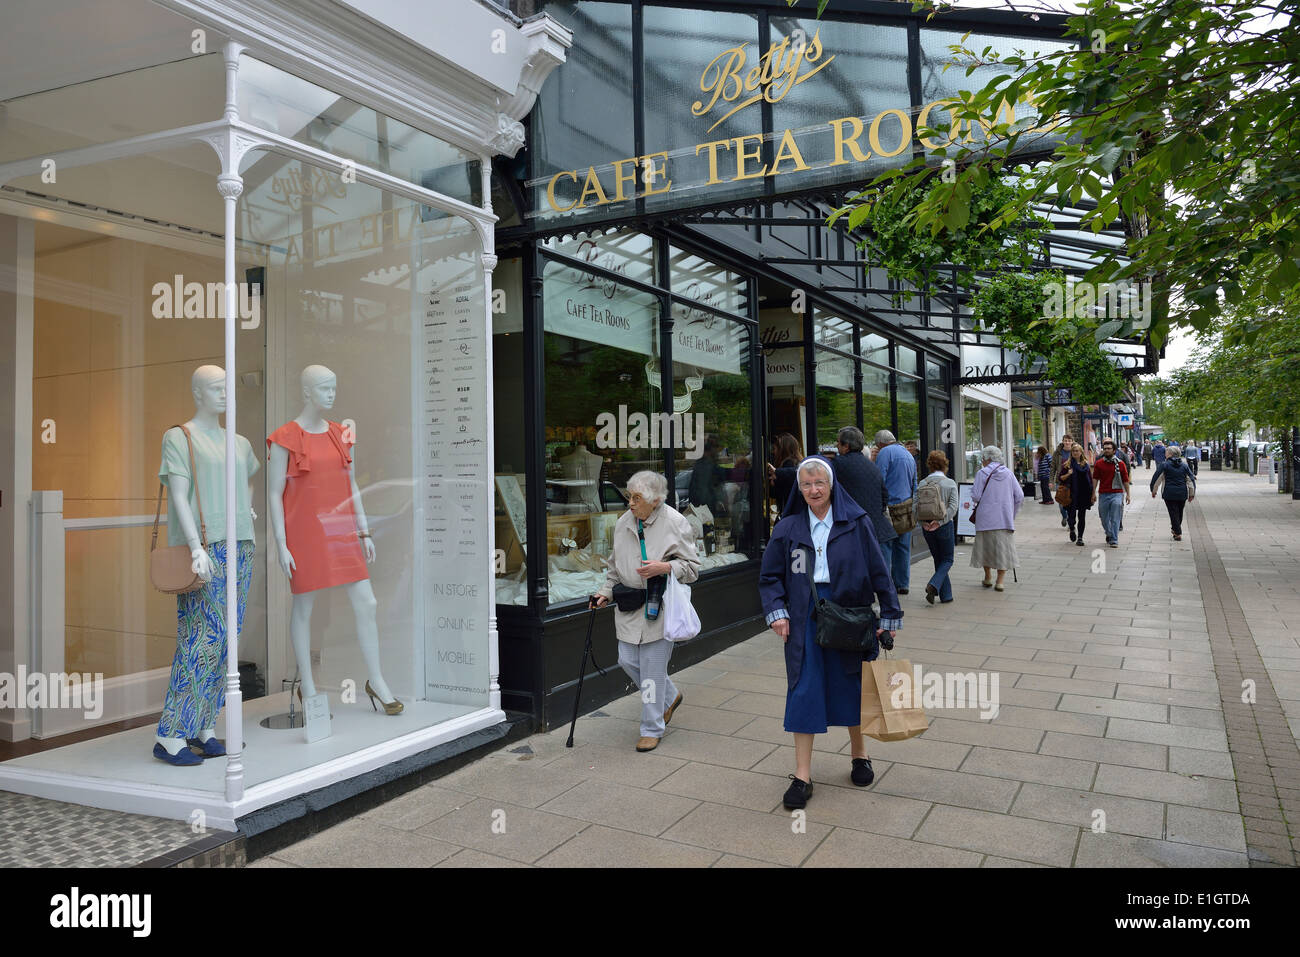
[970,445,1024,592]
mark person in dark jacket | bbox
[1034,445,1053,503]
[832,426,898,551]
[758,455,902,811]
[1151,445,1197,540]
[767,432,803,521]
[1059,442,1094,546]
[1050,433,1075,527]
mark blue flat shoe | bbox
[188,737,226,757]
[153,742,202,766]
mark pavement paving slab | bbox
[257,470,1300,868]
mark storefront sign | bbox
[536,30,1058,216]
[693,31,836,133]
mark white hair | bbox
[874,430,896,446]
[796,457,834,487]
[626,470,667,505]
[981,445,1004,464]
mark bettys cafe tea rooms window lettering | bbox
[538,29,1058,214]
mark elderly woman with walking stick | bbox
[591,471,700,753]
[970,445,1023,592]
[758,456,902,810]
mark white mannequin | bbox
[267,365,398,708]
[156,365,255,757]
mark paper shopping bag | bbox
[861,657,929,742]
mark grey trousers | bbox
[618,638,679,738]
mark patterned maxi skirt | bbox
[157,540,254,739]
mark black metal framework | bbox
[515,1,1152,383]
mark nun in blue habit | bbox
[758,454,902,809]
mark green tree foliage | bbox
[822,0,1300,350]
[972,269,1127,405]
[1142,304,1300,440]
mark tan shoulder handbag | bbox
[150,424,208,594]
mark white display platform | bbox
[0,691,504,831]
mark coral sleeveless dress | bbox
[267,420,369,594]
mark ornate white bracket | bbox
[494,15,572,146]
[489,114,527,158]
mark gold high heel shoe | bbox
[365,681,403,716]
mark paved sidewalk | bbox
[253,469,1300,868]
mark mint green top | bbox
[159,426,259,547]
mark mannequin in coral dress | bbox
[267,365,402,715]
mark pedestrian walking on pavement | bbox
[591,471,701,753]
[1091,439,1132,548]
[1034,445,1053,503]
[832,426,898,555]
[1184,441,1200,476]
[874,429,918,595]
[758,456,902,810]
[970,445,1023,591]
[1143,439,1153,469]
[1151,445,1197,541]
[914,449,959,604]
[1152,440,1166,468]
[1059,442,1093,546]
[1051,433,1075,528]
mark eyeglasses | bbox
[799,480,829,490]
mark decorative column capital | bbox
[481,253,499,273]
[217,174,244,200]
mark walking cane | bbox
[566,598,608,748]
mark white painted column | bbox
[480,149,500,713]
[1002,407,1014,476]
[0,215,35,742]
[28,490,65,738]
[218,41,246,805]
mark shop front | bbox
[0,0,569,829]
[488,0,1082,728]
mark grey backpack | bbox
[915,481,946,523]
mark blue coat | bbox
[759,457,903,693]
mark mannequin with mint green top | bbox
[153,365,259,763]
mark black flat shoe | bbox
[1076,539,1085,546]
[896,588,909,595]
[1069,529,1076,542]
[782,774,813,809]
[925,584,937,604]
[850,757,875,787]
[1061,518,1067,527]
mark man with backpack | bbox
[875,430,918,594]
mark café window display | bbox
[669,309,755,568]
[534,231,757,607]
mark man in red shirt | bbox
[1091,439,1131,547]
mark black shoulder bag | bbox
[805,548,879,655]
